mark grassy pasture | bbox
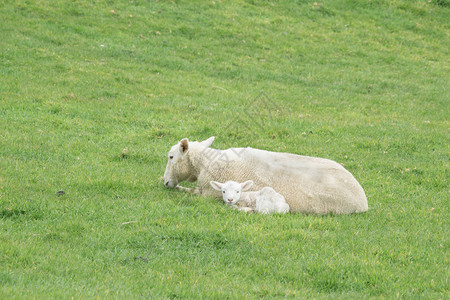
[0,0,448,298]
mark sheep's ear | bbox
[210,181,223,191]
[179,138,189,154]
[241,180,254,191]
[200,136,215,147]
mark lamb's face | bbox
[221,181,243,205]
[210,180,254,205]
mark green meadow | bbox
[0,0,448,298]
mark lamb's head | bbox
[210,180,254,205]
[164,137,215,188]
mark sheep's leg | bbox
[176,185,201,195]
[238,207,254,213]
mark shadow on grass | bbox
[0,208,44,221]
[0,209,26,218]
[110,152,162,166]
[126,229,238,251]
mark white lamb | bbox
[210,180,290,214]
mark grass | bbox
[0,0,448,298]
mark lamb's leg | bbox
[175,185,201,195]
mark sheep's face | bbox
[164,137,215,188]
[163,139,189,188]
[210,180,254,205]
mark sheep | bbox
[209,180,290,214]
[163,137,368,215]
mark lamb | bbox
[209,180,290,214]
[163,137,368,215]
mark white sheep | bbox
[164,137,368,215]
[209,180,290,214]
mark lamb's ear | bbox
[200,136,215,147]
[179,138,189,154]
[210,181,223,191]
[241,180,254,191]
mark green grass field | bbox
[1,0,449,298]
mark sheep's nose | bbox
[165,181,169,187]
[228,199,233,203]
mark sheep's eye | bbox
[222,191,225,193]
[169,156,174,159]
[237,191,240,193]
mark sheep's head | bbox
[210,180,254,205]
[164,137,215,188]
